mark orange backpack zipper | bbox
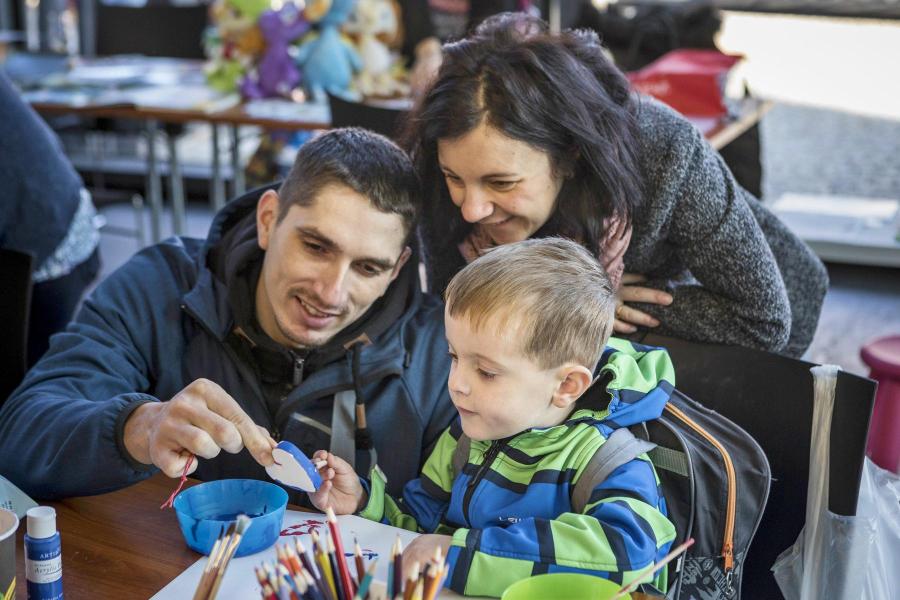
[664,402,736,584]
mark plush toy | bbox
[344,0,409,97]
[294,0,362,98]
[205,0,268,93]
[240,4,310,99]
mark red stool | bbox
[860,335,900,474]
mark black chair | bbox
[0,248,34,403]
[327,92,409,141]
[642,333,876,599]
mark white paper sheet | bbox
[151,509,458,599]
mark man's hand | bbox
[402,534,452,581]
[307,451,366,515]
[613,273,674,334]
[123,378,276,478]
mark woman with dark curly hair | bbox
[404,13,827,356]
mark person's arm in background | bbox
[623,101,795,353]
[0,243,273,499]
[742,197,827,357]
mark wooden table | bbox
[14,474,203,598]
[13,473,659,599]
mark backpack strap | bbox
[451,432,472,479]
[571,427,657,513]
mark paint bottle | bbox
[24,506,63,600]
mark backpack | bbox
[451,389,771,599]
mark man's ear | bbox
[389,246,412,282]
[551,364,593,409]
[257,190,280,251]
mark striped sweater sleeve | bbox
[444,456,677,597]
[358,425,458,535]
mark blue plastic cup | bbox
[173,479,288,557]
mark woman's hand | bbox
[402,534,453,581]
[307,450,366,515]
[614,274,673,334]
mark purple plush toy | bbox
[241,4,310,99]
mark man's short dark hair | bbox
[277,128,421,236]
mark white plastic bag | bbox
[771,364,900,600]
[857,456,900,599]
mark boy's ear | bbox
[551,364,594,408]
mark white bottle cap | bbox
[26,506,57,539]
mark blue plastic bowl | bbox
[173,479,288,557]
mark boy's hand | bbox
[307,450,366,515]
[402,534,452,580]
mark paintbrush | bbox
[204,514,253,600]
[192,521,236,600]
[611,538,695,599]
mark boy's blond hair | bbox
[444,237,616,370]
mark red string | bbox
[160,454,195,509]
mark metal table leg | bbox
[145,119,163,243]
[166,129,186,236]
[549,0,561,34]
[210,124,226,211]
[231,124,245,198]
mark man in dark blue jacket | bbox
[0,128,456,503]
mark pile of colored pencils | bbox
[193,514,252,600]
[257,508,377,600]
[386,537,447,600]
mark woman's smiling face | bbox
[437,121,564,245]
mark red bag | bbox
[627,49,742,118]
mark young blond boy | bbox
[308,238,677,597]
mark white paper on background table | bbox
[152,509,439,599]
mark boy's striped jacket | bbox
[359,338,678,597]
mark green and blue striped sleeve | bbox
[358,425,458,535]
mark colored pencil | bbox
[352,560,378,600]
[326,507,357,599]
[392,537,404,600]
[312,530,338,600]
[279,563,302,600]
[327,530,350,600]
[297,538,332,600]
[410,578,424,600]
[386,541,395,600]
[301,568,327,600]
[402,561,419,600]
[354,539,366,586]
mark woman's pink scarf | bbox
[458,215,632,289]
